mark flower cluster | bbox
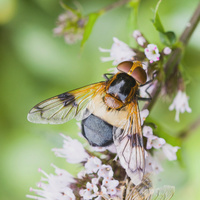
[27,134,122,200]
[27,108,179,199]
[79,157,119,199]
[26,164,76,200]
[99,31,162,67]
[53,9,87,44]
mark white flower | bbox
[132,30,147,46]
[163,47,172,55]
[99,37,136,65]
[26,165,75,200]
[143,125,153,137]
[143,126,166,149]
[144,44,160,63]
[145,152,163,174]
[133,30,142,38]
[52,134,89,164]
[85,157,102,174]
[97,165,114,179]
[80,182,98,200]
[169,90,192,122]
[140,109,149,126]
[162,143,180,161]
[102,179,119,196]
[137,36,146,46]
[147,136,166,149]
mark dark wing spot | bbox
[132,133,143,147]
[58,92,74,101]
[58,93,75,107]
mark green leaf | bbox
[152,0,176,46]
[159,31,176,46]
[165,31,176,44]
[152,11,165,33]
[81,12,100,47]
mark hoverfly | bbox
[27,61,150,185]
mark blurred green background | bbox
[0,0,200,199]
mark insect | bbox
[27,61,150,185]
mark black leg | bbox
[137,83,152,100]
[138,71,157,100]
[137,96,152,101]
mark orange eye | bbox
[117,61,147,84]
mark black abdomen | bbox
[81,114,113,147]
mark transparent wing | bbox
[113,101,145,185]
[27,82,105,124]
[151,185,175,200]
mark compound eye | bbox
[117,61,147,84]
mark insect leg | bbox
[103,73,115,81]
[137,82,152,101]
[138,71,157,101]
[137,86,152,101]
[137,96,152,101]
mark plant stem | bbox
[178,115,200,139]
[179,2,200,46]
[142,2,200,111]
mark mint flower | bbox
[145,152,164,174]
[163,47,172,55]
[97,165,114,179]
[144,44,160,63]
[26,164,75,200]
[85,156,102,174]
[53,10,87,44]
[99,37,136,65]
[143,126,166,149]
[79,181,99,199]
[133,30,147,47]
[162,144,180,161]
[169,90,192,122]
[52,134,89,163]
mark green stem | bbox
[178,115,200,139]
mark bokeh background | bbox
[0,0,200,199]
